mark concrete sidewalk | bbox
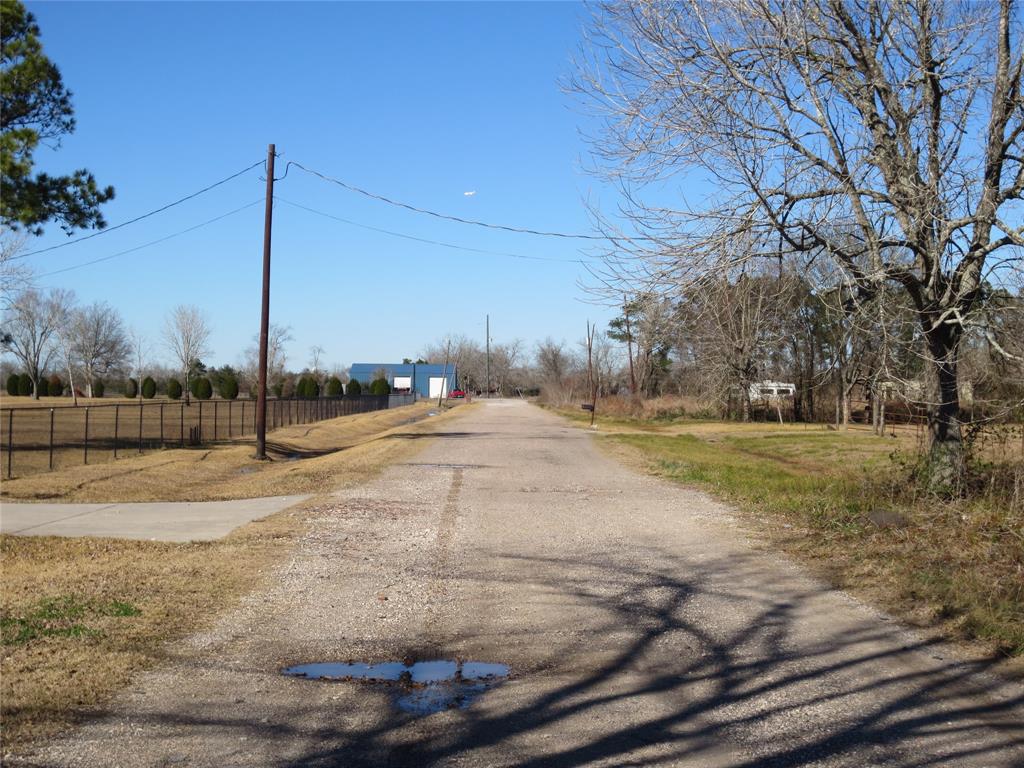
[0,495,312,542]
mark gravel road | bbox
[20,400,1024,767]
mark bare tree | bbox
[163,304,211,404]
[2,287,74,398]
[129,327,152,385]
[576,0,1024,486]
[1,228,31,307]
[309,345,325,379]
[69,301,129,397]
[535,337,579,404]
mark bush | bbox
[218,373,239,400]
[36,377,49,397]
[141,376,156,399]
[125,377,138,398]
[326,376,343,397]
[272,381,284,398]
[167,378,183,400]
[17,373,32,396]
[6,374,20,396]
[92,380,105,398]
[296,376,320,399]
[48,374,64,397]
[194,377,213,400]
[346,378,362,397]
[369,377,391,396]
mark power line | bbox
[17,159,265,259]
[36,198,265,278]
[275,196,589,264]
[286,160,649,242]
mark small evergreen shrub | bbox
[92,380,105,398]
[48,374,64,397]
[17,373,32,396]
[369,377,391,396]
[6,374,20,396]
[326,376,343,397]
[218,374,239,400]
[296,376,320,399]
[167,378,183,400]
[272,381,284,398]
[125,378,138,398]
[194,377,213,400]
[346,378,362,397]
[141,376,156,399]
[36,377,49,397]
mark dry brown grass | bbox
[0,401,471,756]
[1,401,451,502]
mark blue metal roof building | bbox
[349,363,458,398]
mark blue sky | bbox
[21,1,623,373]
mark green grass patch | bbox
[0,595,141,645]
[608,429,1024,658]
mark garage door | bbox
[428,377,449,398]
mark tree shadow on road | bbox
[64,548,1024,767]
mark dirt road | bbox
[22,400,1023,767]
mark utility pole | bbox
[485,314,490,399]
[255,144,275,459]
[438,340,451,408]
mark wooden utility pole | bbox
[255,144,275,459]
[485,314,490,398]
[586,320,597,427]
[438,340,451,408]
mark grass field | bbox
[0,402,468,755]
[552,406,1024,672]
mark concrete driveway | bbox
[0,495,311,541]
[21,400,1024,766]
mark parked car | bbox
[449,389,466,399]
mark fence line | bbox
[0,394,416,479]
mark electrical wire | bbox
[36,198,265,278]
[17,159,265,259]
[274,196,590,264]
[286,160,650,242]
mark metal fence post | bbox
[84,407,90,465]
[114,405,119,459]
[7,408,14,478]
[49,408,55,470]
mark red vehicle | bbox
[449,389,466,399]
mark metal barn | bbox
[348,363,459,399]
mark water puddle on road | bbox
[282,660,509,715]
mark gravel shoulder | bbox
[16,399,1024,767]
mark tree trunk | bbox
[924,324,965,491]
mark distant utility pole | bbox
[485,314,490,399]
[255,143,276,459]
[438,340,451,408]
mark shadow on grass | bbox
[65,548,1024,767]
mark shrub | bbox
[194,377,213,400]
[141,376,156,399]
[17,373,32,396]
[369,377,391,396]
[92,380,105,398]
[6,374,20,396]
[296,376,320,399]
[125,378,138,398]
[167,378,183,400]
[218,373,239,400]
[36,377,49,397]
[48,374,64,397]
[325,376,343,397]
[346,378,362,397]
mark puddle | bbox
[282,659,509,715]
